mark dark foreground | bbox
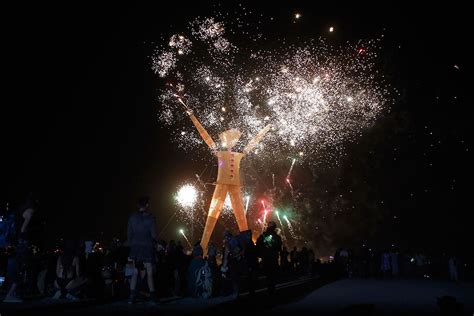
[1,277,473,315]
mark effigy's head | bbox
[219,128,241,150]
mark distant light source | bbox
[329,26,334,32]
[295,13,301,19]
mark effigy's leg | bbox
[228,185,248,232]
[200,184,227,252]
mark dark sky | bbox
[1,1,471,253]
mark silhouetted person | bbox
[207,242,217,268]
[206,241,218,296]
[187,242,206,297]
[3,194,41,303]
[308,249,315,276]
[390,248,399,277]
[256,221,282,295]
[300,247,309,275]
[290,246,298,273]
[127,196,158,304]
[448,256,458,281]
[339,248,349,277]
[415,251,427,278]
[381,250,391,279]
[279,246,290,274]
[242,230,258,296]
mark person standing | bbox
[256,221,282,295]
[279,246,290,274]
[381,250,391,279]
[127,196,158,304]
[290,246,298,273]
[448,255,458,281]
[390,248,399,278]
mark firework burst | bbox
[154,15,390,166]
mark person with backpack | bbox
[256,221,282,295]
[187,243,212,298]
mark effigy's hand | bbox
[186,108,194,116]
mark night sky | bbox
[1,2,471,255]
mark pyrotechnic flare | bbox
[245,195,250,214]
[283,215,296,239]
[175,184,198,209]
[275,210,287,241]
[287,158,296,180]
[195,174,206,189]
[174,183,201,227]
[179,229,192,248]
[286,177,295,199]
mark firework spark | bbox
[179,229,192,248]
[175,184,199,224]
[275,210,287,241]
[283,215,296,239]
[245,195,250,214]
[286,158,296,181]
[175,184,198,208]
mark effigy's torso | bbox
[216,151,244,185]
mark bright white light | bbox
[175,184,198,208]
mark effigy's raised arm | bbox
[243,124,272,154]
[187,110,217,151]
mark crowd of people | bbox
[0,195,471,305]
[0,195,324,304]
[332,246,467,282]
